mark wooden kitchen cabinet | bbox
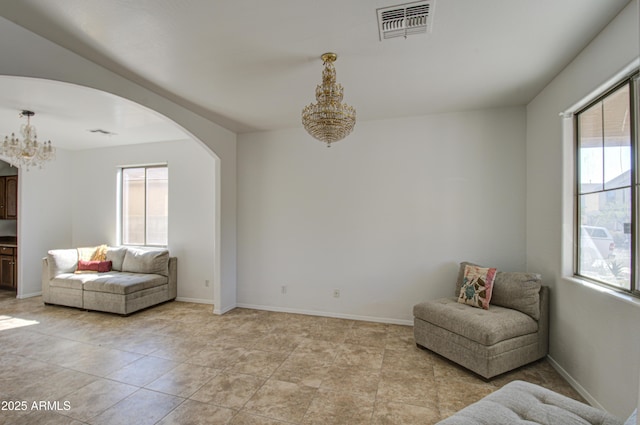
[5,176,17,219]
[0,176,18,220]
[0,246,16,290]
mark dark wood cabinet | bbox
[0,175,18,220]
[5,176,17,219]
[0,246,16,290]
[0,175,18,290]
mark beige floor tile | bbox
[301,388,375,425]
[190,372,265,409]
[97,330,172,355]
[343,326,388,348]
[149,338,209,362]
[26,339,89,365]
[304,318,353,342]
[291,338,341,361]
[229,412,290,425]
[377,368,439,408]
[89,388,184,425]
[0,293,587,425]
[146,363,220,398]
[251,333,304,353]
[271,353,331,388]
[186,342,246,369]
[106,355,179,387]
[384,324,415,350]
[244,379,317,423]
[321,366,381,396]
[0,316,40,332]
[225,349,288,378]
[155,320,210,338]
[333,343,384,370]
[16,367,98,402]
[63,378,138,422]
[4,410,85,425]
[0,404,31,425]
[435,376,496,418]
[0,354,58,390]
[156,399,236,425]
[57,345,143,377]
[372,400,441,425]
[0,329,57,357]
[431,352,489,385]
[382,345,435,372]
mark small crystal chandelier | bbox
[302,52,356,147]
[1,110,56,170]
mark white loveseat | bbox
[42,246,177,315]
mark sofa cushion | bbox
[413,298,538,346]
[457,264,496,309]
[81,272,168,295]
[106,246,127,271]
[491,271,542,320]
[122,248,169,277]
[47,249,78,277]
[50,274,84,290]
[436,380,623,425]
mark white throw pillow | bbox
[106,246,128,271]
[122,248,169,276]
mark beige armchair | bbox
[413,262,549,379]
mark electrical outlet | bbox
[333,289,340,298]
[205,280,210,287]
[281,285,287,294]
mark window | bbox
[575,71,639,296]
[121,165,168,246]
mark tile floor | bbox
[0,289,584,424]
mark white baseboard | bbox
[175,297,214,305]
[17,291,42,299]
[235,303,413,326]
[214,303,237,315]
[547,355,605,410]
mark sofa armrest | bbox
[167,257,177,300]
[537,285,550,357]
[42,257,51,303]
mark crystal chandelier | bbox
[302,53,356,147]
[1,110,56,170]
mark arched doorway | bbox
[0,76,220,309]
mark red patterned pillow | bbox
[457,264,497,309]
[77,260,112,273]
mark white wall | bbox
[526,0,640,418]
[0,17,237,312]
[238,107,526,323]
[70,140,216,302]
[17,149,73,297]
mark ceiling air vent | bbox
[377,0,434,41]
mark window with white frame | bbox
[575,71,639,296]
[121,165,168,246]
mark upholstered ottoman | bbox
[437,380,627,425]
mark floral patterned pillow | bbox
[457,264,497,309]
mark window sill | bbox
[563,275,640,309]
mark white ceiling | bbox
[0,77,188,150]
[0,0,633,150]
